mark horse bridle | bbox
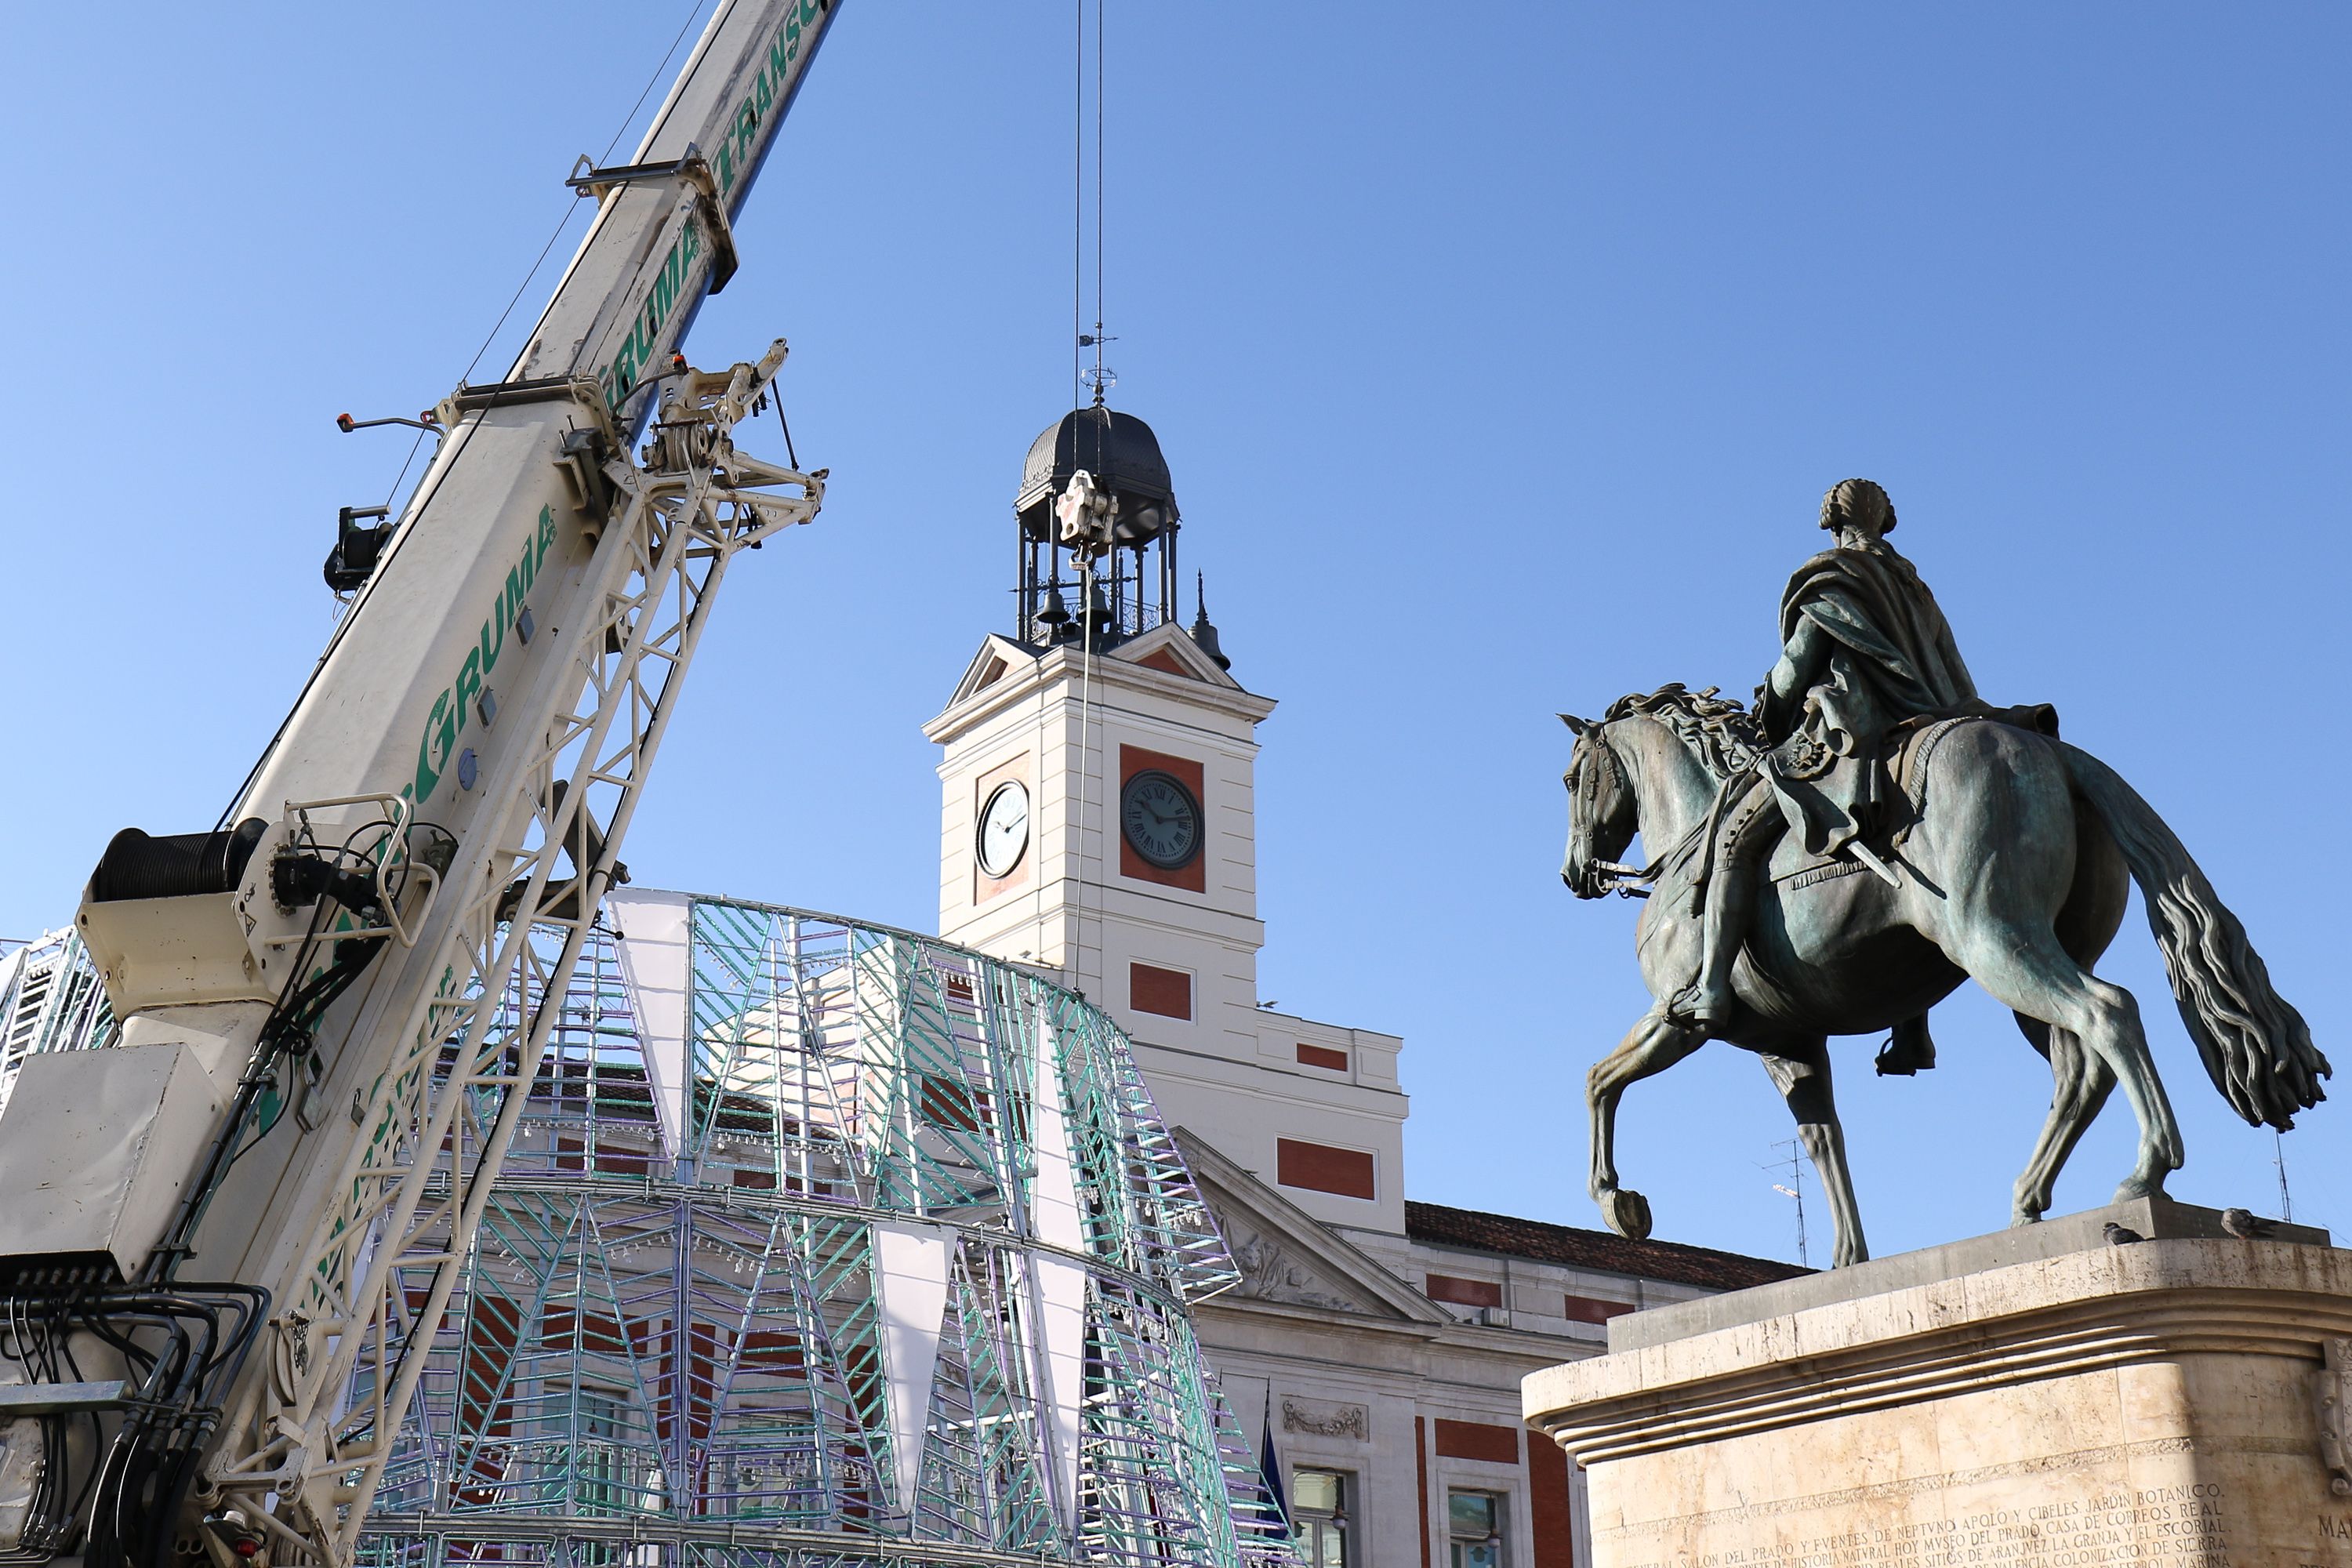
[1570,726,1657,898]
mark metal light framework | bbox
[2,902,1294,1565]
[342,891,1295,1567]
[0,931,114,1109]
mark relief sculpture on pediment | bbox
[1229,1225,1357,1312]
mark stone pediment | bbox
[942,634,1036,708]
[1174,1128,1445,1323]
[1105,621,1240,689]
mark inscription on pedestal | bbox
[1611,1480,2245,1568]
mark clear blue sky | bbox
[5,4,2345,1265]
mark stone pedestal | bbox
[1524,1200,2352,1568]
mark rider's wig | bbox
[1820,477,1896,535]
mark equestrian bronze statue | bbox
[1559,479,2326,1266]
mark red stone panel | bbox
[1118,745,1207,892]
[1529,1433,1575,1567]
[1129,961,1193,1020]
[1425,1272,1504,1308]
[1276,1137,1375,1200]
[1562,1293,1635,1325]
[1433,1417,1520,1465]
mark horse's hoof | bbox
[2114,1176,2169,1203]
[1598,1188,1653,1240]
[2009,1210,2044,1229]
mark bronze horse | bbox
[1559,685,2327,1265]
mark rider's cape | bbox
[1755,543,2056,862]
[1771,540,1979,750]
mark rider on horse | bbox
[1668,478,2011,1063]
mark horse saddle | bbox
[1766,700,2062,867]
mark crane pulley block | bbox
[565,143,741,294]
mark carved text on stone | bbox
[1614,1483,2232,1568]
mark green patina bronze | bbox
[1559,479,2328,1266]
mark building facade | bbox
[924,405,1802,1568]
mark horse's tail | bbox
[2056,739,2329,1129]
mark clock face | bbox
[1120,770,1202,870]
[976,780,1030,879]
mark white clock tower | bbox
[923,404,1409,1236]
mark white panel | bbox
[1028,1015,1089,1528]
[0,1044,227,1274]
[1030,1018,1084,1252]
[873,1223,951,1517]
[1032,1253,1088,1530]
[607,887,692,1156]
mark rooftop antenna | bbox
[1766,1140,1809,1268]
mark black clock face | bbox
[1120,770,1202,869]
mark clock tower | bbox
[924,403,1409,1236]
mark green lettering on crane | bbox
[478,596,504,673]
[415,689,456,800]
[453,648,483,735]
[504,539,535,618]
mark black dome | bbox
[1015,405,1178,541]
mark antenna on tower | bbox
[1766,1141,1809,1268]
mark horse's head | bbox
[1560,713,1636,899]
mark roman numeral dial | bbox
[1120,770,1201,870]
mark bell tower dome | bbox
[1013,403,1185,649]
[922,405,1409,1239]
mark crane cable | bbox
[1071,0,1115,1007]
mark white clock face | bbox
[976,779,1031,879]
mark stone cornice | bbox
[924,637,1277,744]
[1525,1239,2352,1466]
[1196,1290,1593,1363]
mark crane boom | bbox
[0,5,839,1566]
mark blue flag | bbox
[1260,1403,1289,1528]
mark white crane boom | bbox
[0,5,839,1566]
